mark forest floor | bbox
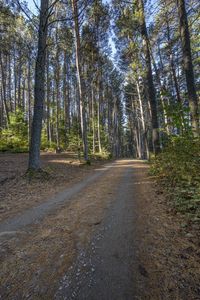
[0,154,200,299]
[0,152,106,222]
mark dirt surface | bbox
[55,163,143,299]
[0,164,111,233]
[0,157,200,299]
[0,152,107,222]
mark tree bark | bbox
[63,50,68,147]
[28,60,32,146]
[91,84,95,154]
[138,0,160,154]
[46,49,51,145]
[97,73,102,153]
[0,52,10,125]
[72,0,89,161]
[28,0,49,170]
[136,80,149,159]
[177,0,199,136]
[18,50,22,108]
[55,39,60,151]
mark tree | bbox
[2,0,199,163]
[137,0,160,154]
[28,0,49,170]
[72,0,89,162]
[177,0,199,136]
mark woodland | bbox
[0,0,200,221]
[0,0,200,298]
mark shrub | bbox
[0,110,29,152]
[150,135,200,221]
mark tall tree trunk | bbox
[136,80,149,159]
[55,42,60,151]
[14,47,17,112]
[8,52,12,112]
[132,97,142,159]
[28,60,32,146]
[165,16,182,104]
[0,88,3,127]
[91,84,95,154]
[28,0,49,170]
[138,0,160,154]
[18,50,22,108]
[63,50,68,147]
[149,42,170,134]
[0,52,10,125]
[177,0,199,136]
[46,49,51,145]
[22,78,26,112]
[112,98,120,157]
[97,73,102,153]
[72,0,89,161]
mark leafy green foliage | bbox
[0,110,28,152]
[163,103,191,135]
[150,136,200,221]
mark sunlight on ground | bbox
[48,159,79,165]
[107,164,149,168]
[94,160,149,171]
[132,181,153,185]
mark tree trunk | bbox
[138,0,160,154]
[97,73,102,153]
[136,80,149,159]
[72,0,88,161]
[55,42,60,151]
[149,41,170,134]
[14,47,17,112]
[46,49,51,145]
[91,84,95,154]
[63,50,68,147]
[0,52,10,125]
[177,0,199,136]
[18,50,22,108]
[8,53,12,112]
[28,0,49,170]
[28,60,32,146]
[165,16,182,104]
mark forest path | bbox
[0,159,151,299]
[55,159,150,300]
[0,162,112,234]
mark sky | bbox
[27,0,116,56]
[27,0,111,14]
[27,0,38,14]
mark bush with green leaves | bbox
[150,135,200,222]
[0,110,29,152]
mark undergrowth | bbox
[150,136,200,223]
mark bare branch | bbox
[15,0,38,28]
[48,0,60,12]
[33,0,40,12]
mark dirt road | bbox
[55,161,149,300]
[1,159,150,299]
[1,159,198,299]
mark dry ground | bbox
[134,181,200,299]
[0,152,106,222]
[0,154,200,299]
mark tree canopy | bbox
[0,0,199,165]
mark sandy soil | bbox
[0,156,200,299]
[0,152,107,222]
